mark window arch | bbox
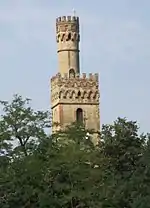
[69,68,75,78]
[76,108,83,123]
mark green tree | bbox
[0,94,51,157]
[0,100,148,208]
[0,94,51,207]
[100,117,145,176]
[0,122,100,208]
[35,123,100,207]
[96,117,146,207]
[129,136,150,208]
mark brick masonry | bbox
[50,15,100,144]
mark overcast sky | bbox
[0,0,150,133]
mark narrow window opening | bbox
[76,108,83,123]
[69,68,75,78]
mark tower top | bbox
[56,15,80,75]
[56,15,79,23]
[56,16,79,34]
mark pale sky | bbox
[0,0,150,133]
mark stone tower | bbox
[51,15,100,142]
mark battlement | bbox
[51,72,99,105]
[51,72,99,83]
[56,15,79,36]
[56,16,79,23]
[51,72,99,104]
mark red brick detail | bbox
[59,104,63,125]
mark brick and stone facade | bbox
[51,15,100,143]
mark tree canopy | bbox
[0,94,149,208]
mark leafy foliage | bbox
[0,95,149,207]
[100,117,145,176]
[129,136,150,208]
[0,94,51,157]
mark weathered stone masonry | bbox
[50,15,100,143]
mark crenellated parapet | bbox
[56,16,80,43]
[51,72,99,107]
[51,72,98,82]
[56,16,79,33]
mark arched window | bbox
[69,68,75,78]
[76,108,83,123]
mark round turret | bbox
[56,16,80,76]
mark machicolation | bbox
[51,73,99,104]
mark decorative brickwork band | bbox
[58,89,99,100]
[51,73,100,104]
[56,32,80,42]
